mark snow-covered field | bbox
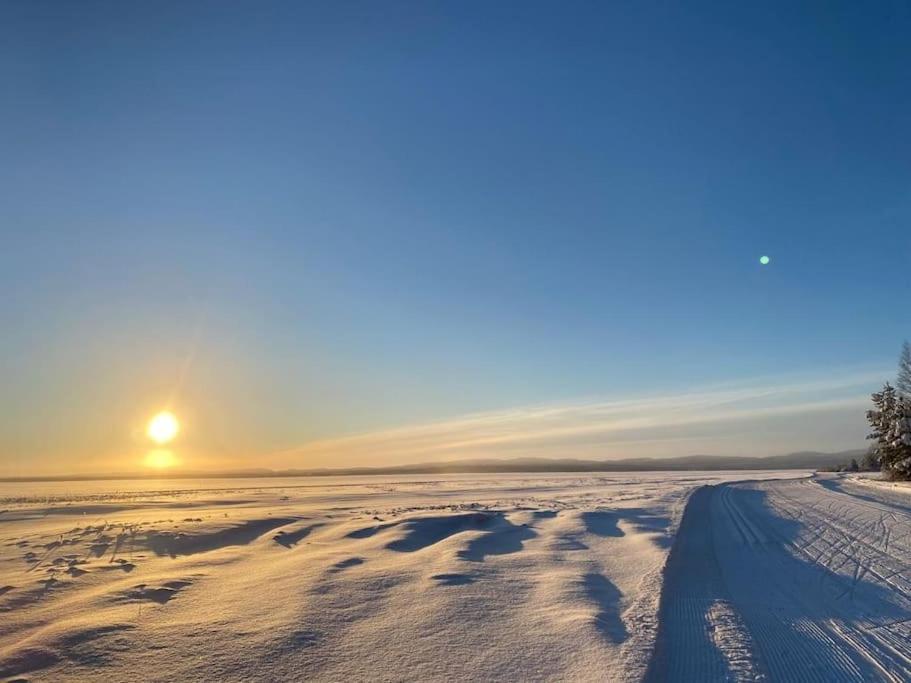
[2,470,908,682]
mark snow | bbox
[647,473,911,681]
[845,473,911,498]
[4,469,907,682]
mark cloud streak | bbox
[275,370,887,468]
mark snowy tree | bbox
[861,447,880,471]
[867,383,911,480]
[898,341,911,398]
[849,458,859,472]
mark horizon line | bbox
[0,447,869,483]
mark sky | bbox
[1,1,909,476]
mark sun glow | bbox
[147,411,180,445]
[144,449,178,469]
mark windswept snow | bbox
[0,471,802,682]
[7,470,910,681]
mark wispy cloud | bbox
[274,369,888,467]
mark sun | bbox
[147,411,180,445]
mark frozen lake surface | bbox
[3,470,908,681]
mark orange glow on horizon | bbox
[144,449,178,469]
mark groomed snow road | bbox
[645,475,911,682]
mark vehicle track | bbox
[646,476,911,682]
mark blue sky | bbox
[1,2,909,473]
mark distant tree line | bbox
[824,453,878,474]
[865,341,911,481]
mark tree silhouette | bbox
[898,341,911,397]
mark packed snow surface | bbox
[647,474,911,682]
[4,470,910,682]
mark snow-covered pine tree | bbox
[867,383,911,480]
[894,402,911,479]
[898,341,911,398]
[861,447,880,471]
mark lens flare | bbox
[759,255,770,265]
